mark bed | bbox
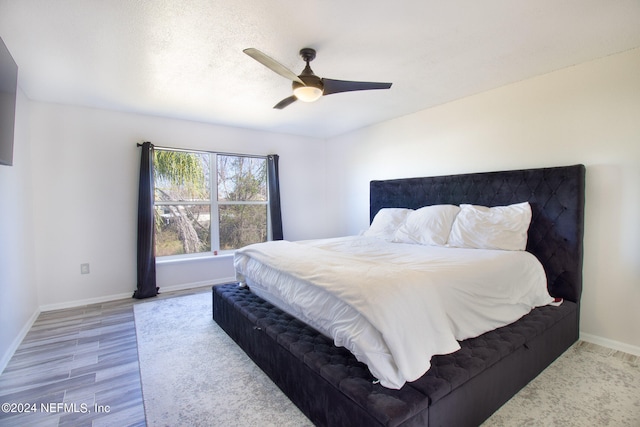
[212,164,585,426]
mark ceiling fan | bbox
[243,47,392,109]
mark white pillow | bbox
[447,202,532,250]
[363,208,413,241]
[394,205,461,246]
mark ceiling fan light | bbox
[293,86,323,102]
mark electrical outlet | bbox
[81,263,90,274]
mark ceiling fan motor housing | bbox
[292,73,324,91]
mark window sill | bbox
[156,252,234,265]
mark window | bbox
[153,149,269,257]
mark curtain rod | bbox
[136,142,273,159]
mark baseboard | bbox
[580,332,640,356]
[0,307,40,375]
[39,291,135,312]
[38,277,237,312]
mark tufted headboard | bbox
[370,164,585,303]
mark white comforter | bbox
[234,236,552,389]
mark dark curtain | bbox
[134,141,158,299]
[267,154,283,240]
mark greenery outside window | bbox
[154,149,269,257]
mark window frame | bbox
[153,148,271,260]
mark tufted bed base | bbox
[213,284,577,426]
[212,165,585,426]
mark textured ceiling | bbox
[1,0,640,138]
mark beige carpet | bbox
[135,292,640,427]
[484,341,639,426]
[135,293,311,426]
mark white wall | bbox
[326,48,640,354]
[0,88,39,372]
[28,104,328,309]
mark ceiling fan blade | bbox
[273,95,297,109]
[243,48,305,85]
[322,78,392,96]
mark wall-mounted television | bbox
[0,36,18,166]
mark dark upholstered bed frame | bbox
[212,164,585,426]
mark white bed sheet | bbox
[234,236,552,389]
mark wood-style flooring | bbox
[0,287,209,427]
